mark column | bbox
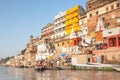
[107,37,110,47]
[116,36,119,47]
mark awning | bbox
[60,53,67,57]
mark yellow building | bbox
[65,5,85,35]
[54,36,70,55]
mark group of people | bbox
[35,59,46,71]
[35,55,72,69]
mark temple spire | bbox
[69,27,79,39]
[96,18,105,32]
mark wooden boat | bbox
[113,65,120,72]
[35,66,45,72]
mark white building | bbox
[53,11,66,39]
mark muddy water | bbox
[0,66,120,80]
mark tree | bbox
[3,57,11,63]
[21,48,26,55]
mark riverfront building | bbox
[53,11,69,55]
[65,5,85,35]
[41,23,54,39]
[54,11,66,39]
[71,0,120,65]
[23,36,38,67]
[86,0,120,44]
[6,0,120,67]
[84,0,120,63]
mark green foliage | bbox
[21,48,26,55]
[3,57,11,63]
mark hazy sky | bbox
[0,0,87,58]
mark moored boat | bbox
[35,60,46,72]
[113,65,120,72]
[35,66,45,71]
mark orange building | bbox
[103,27,120,48]
[69,27,81,47]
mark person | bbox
[51,60,54,67]
[39,62,43,68]
[57,60,60,68]
[101,55,104,63]
[39,61,44,71]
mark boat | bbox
[35,66,45,72]
[35,61,46,72]
[113,65,120,72]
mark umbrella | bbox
[60,53,67,57]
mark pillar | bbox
[107,37,110,47]
[116,36,119,47]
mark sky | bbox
[0,0,87,58]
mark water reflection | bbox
[0,66,120,80]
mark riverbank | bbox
[1,63,118,72]
[43,63,115,71]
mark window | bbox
[68,41,69,44]
[89,5,91,9]
[96,11,98,15]
[111,5,114,10]
[55,19,57,22]
[106,7,109,11]
[61,17,63,20]
[59,28,61,31]
[62,42,64,46]
[90,14,92,17]
[109,37,116,47]
[102,17,105,21]
[59,23,61,26]
[81,20,84,25]
[55,30,57,33]
[58,18,60,21]
[63,21,65,24]
[107,23,110,26]
[63,27,65,30]
[117,3,120,8]
[106,23,110,29]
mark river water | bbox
[0,66,120,80]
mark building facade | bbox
[7,1,120,66]
[86,0,120,38]
[24,35,38,67]
[41,23,54,39]
[54,11,66,39]
[86,0,120,63]
[65,5,85,35]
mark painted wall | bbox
[65,5,82,35]
[72,54,87,64]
